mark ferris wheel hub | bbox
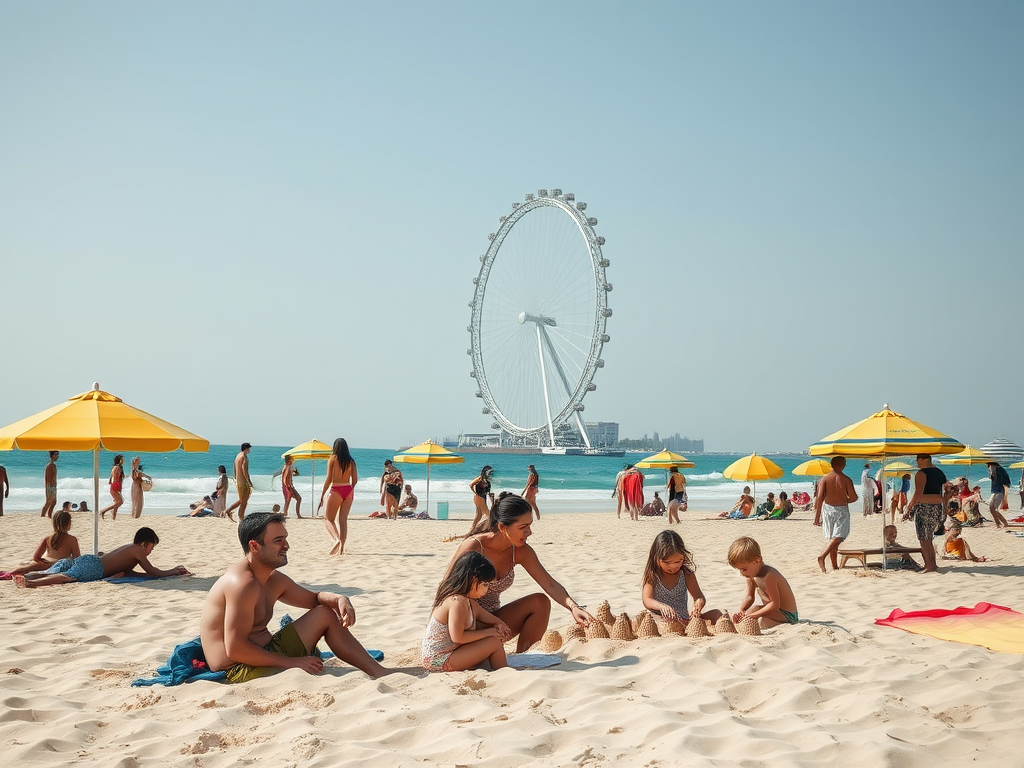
[519,312,556,327]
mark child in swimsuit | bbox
[728,536,799,629]
[641,530,723,624]
[421,551,511,672]
[944,522,987,562]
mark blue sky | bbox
[1,2,1021,452]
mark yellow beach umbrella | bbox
[634,450,696,469]
[1010,460,1024,470]
[792,459,832,477]
[281,439,333,518]
[0,383,209,553]
[809,404,962,458]
[882,460,915,476]
[392,440,465,515]
[723,452,784,503]
[938,445,995,486]
[809,404,962,569]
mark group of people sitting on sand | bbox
[4,491,798,683]
[714,488,796,520]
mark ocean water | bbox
[0,446,996,516]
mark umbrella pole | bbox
[881,457,887,571]
[426,463,431,518]
[93,447,100,556]
[311,461,316,518]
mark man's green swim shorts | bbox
[225,622,316,684]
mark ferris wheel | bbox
[468,189,612,448]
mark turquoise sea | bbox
[0,446,995,517]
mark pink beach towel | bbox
[875,602,1024,654]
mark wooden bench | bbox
[838,547,922,568]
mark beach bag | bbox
[141,478,153,492]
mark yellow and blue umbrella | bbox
[392,440,465,515]
[809,405,962,458]
[634,450,696,469]
[281,439,333,517]
[809,404,962,569]
[938,445,995,486]
[0,383,209,554]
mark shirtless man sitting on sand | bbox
[200,513,391,683]
[813,456,858,573]
[14,527,190,587]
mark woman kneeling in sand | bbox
[444,493,595,652]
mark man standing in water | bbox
[225,443,253,521]
[522,465,540,520]
[813,456,858,572]
[41,451,59,518]
[200,513,390,682]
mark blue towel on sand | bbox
[131,615,382,687]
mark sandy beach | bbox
[1,507,1021,767]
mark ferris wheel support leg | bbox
[537,325,591,448]
[536,325,556,446]
[573,411,592,449]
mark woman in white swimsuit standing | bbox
[443,493,595,653]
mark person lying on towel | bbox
[14,527,190,587]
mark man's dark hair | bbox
[134,527,159,546]
[241,442,252,451]
[238,513,286,554]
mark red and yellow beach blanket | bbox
[876,602,1024,654]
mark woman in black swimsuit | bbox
[468,465,493,534]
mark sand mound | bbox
[610,613,635,641]
[540,630,563,652]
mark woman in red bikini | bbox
[100,455,126,520]
[318,438,357,556]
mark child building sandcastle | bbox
[539,599,762,652]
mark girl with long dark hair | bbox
[319,438,357,555]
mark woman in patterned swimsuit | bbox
[421,551,511,672]
[445,493,595,653]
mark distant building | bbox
[585,422,619,448]
[450,433,502,448]
[664,433,704,453]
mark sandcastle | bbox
[562,599,767,645]
[635,612,660,638]
[685,614,712,638]
[631,610,649,634]
[714,615,738,635]
[737,616,762,636]
[610,613,636,641]
[563,623,585,642]
[586,617,611,639]
[540,630,563,652]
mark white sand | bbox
[1,509,1022,767]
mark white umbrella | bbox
[980,438,1023,464]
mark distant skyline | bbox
[1,2,1021,454]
